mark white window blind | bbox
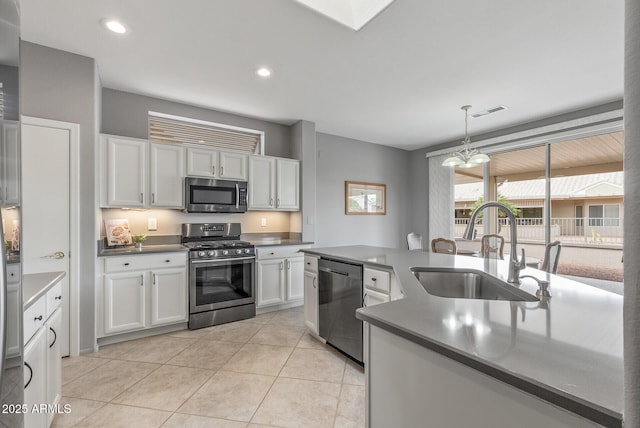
[148,111,264,154]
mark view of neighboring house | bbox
[455,171,624,245]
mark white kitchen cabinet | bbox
[276,158,300,210]
[101,135,185,208]
[364,288,390,307]
[248,156,276,209]
[256,245,308,309]
[46,307,63,425]
[248,156,300,211]
[363,266,403,307]
[1,120,20,206]
[100,252,187,337]
[24,326,47,428]
[186,146,248,180]
[186,146,218,177]
[103,271,146,334]
[150,268,188,326]
[104,135,147,207]
[286,257,305,301]
[303,255,319,335]
[149,142,184,208]
[257,259,285,307]
[219,151,248,180]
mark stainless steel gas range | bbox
[182,223,255,329]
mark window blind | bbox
[148,112,264,154]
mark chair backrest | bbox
[431,238,457,255]
[480,234,505,260]
[407,233,423,250]
[541,241,562,274]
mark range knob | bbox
[197,251,205,258]
[222,250,229,256]
[207,250,215,257]
[244,248,252,255]
[236,249,243,255]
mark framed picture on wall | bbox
[105,218,133,247]
[345,181,386,215]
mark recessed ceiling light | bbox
[102,19,127,34]
[257,68,272,77]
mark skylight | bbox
[293,0,396,31]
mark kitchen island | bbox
[302,245,622,428]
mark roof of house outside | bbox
[455,171,623,202]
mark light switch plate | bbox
[261,218,267,227]
[148,218,158,231]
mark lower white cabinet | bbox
[150,268,188,326]
[256,245,308,309]
[24,327,48,428]
[101,252,187,337]
[6,264,20,357]
[303,270,318,334]
[46,308,63,426]
[23,278,64,428]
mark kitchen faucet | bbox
[463,201,526,285]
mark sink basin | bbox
[411,267,538,302]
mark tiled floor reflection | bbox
[53,307,365,428]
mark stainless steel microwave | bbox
[185,177,248,213]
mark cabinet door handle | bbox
[221,166,224,176]
[212,165,215,175]
[270,198,273,207]
[140,193,144,203]
[140,275,144,286]
[24,362,33,389]
[55,296,62,300]
[277,198,280,207]
[287,259,291,270]
[153,273,156,285]
[313,277,316,289]
[371,277,377,282]
[280,261,284,270]
[34,315,43,322]
[165,259,171,263]
[124,262,130,266]
[152,193,155,204]
[49,327,57,348]
[363,294,367,307]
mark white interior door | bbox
[21,123,71,357]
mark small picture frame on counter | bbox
[105,218,133,247]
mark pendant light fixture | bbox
[442,105,490,168]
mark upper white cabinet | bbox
[1,121,20,206]
[150,143,184,207]
[186,146,248,181]
[100,135,184,209]
[248,156,300,211]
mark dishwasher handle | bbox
[318,266,350,276]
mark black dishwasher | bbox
[318,258,363,363]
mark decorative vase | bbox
[135,242,143,249]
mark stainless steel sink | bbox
[411,267,538,302]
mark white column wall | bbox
[428,155,455,243]
[624,1,640,425]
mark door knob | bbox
[41,251,65,259]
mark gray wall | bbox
[407,148,430,242]
[101,88,292,158]
[20,41,98,353]
[291,120,317,242]
[0,65,19,120]
[316,133,410,248]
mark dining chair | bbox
[407,233,423,250]
[540,241,562,274]
[431,238,457,255]
[480,234,505,260]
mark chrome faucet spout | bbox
[464,201,526,284]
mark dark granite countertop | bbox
[302,245,623,428]
[98,244,187,257]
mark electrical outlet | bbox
[148,218,157,231]
[261,218,267,227]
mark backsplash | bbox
[99,208,299,238]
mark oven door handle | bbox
[190,256,255,264]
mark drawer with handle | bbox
[46,281,63,318]
[104,252,187,273]
[24,297,46,345]
[304,255,318,273]
[364,267,391,294]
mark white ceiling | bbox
[19,0,624,151]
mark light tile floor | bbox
[54,307,365,428]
